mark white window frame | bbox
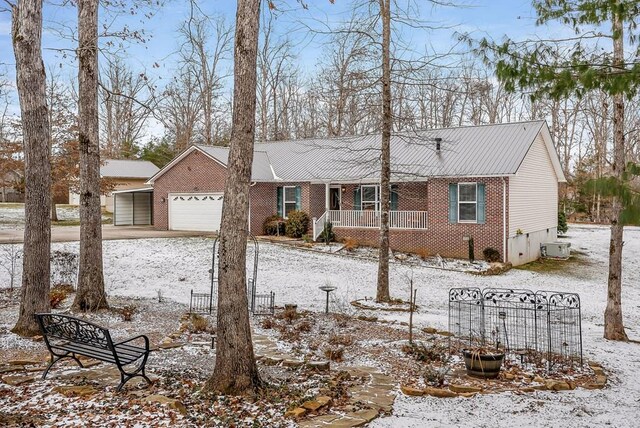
[282,185,297,218]
[361,184,380,211]
[458,182,477,223]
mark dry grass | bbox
[119,305,137,322]
[515,250,590,275]
[261,317,275,329]
[401,341,448,363]
[295,320,312,333]
[276,306,301,324]
[49,284,74,309]
[323,346,345,362]
[342,237,359,252]
[328,333,354,347]
[414,247,431,260]
[189,314,214,333]
[277,325,301,342]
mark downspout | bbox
[502,177,507,263]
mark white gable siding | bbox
[509,133,559,237]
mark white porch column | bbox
[325,182,330,212]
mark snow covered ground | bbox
[0,204,109,229]
[1,224,639,427]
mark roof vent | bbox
[434,137,442,152]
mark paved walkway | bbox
[0,225,214,244]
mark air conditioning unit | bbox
[541,242,571,259]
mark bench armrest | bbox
[114,334,150,351]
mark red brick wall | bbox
[333,178,508,261]
[309,184,327,218]
[153,150,227,229]
[248,182,312,235]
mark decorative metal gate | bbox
[189,234,275,316]
[448,287,582,370]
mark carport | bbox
[112,188,153,226]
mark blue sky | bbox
[0,0,558,116]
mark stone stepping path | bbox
[252,334,397,427]
[1,333,397,426]
[297,366,396,428]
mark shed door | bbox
[114,193,133,226]
[133,192,152,225]
[169,193,224,232]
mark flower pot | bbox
[463,349,505,379]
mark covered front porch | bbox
[310,182,428,240]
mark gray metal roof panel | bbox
[100,159,160,178]
[197,145,274,181]
[195,121,549,182]
[256,121,545,181]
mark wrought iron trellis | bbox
[189,234,275,316]
[448,287,582,371]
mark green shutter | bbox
[390,185,398,211]
[477,183,486,224]
[277,187,283,217]
[354,187,361,210]
[295,186,302,210]
[448,183,458,223]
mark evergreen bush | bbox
[482,247,501,263]
[285,210,309,238]
[263,214,285,236]
[558,211,568,235]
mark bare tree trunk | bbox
[204,0,261,395]
[10,0,52,337]
[604,8,628,341]
[73,0,108,311]
[376,0,391,303]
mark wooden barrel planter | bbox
[462,349,505,379]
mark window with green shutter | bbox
[458,183,477,222]
[448,183,458,223]
[477,183,486,224]
[449,182,486,224]
[280,185,299,218]
[277,187,283,216]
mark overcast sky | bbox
[0,0,564,120]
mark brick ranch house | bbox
[121,120,564,266]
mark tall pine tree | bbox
[471,0,640,341]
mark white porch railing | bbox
[389,210,429,229]
[312,211,328,241]
[323,210,428,231]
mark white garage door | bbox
[169,193,224,232]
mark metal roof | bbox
[256,121,550,182]
[158,121,564,184]
[111,187,153,194]
[197,146,275,181]
[101,159,160,179]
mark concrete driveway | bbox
[0,225,215,244]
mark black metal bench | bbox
[36,313,153,391]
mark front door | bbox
[329,187,341,210]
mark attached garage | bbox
[113,188,153,226]
[168,193,224,232]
